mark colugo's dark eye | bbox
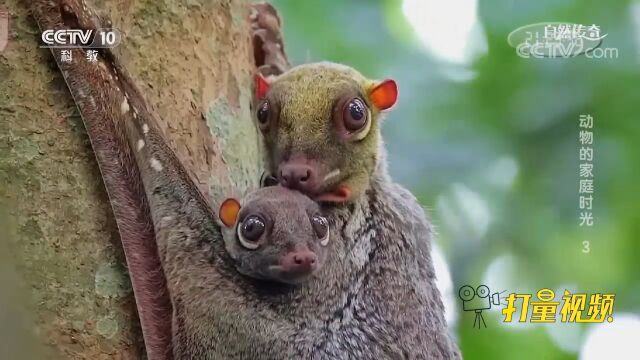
[311,214,330,246]
[237,215,266,249]
[342,98,368,132]
[256,100,270,130]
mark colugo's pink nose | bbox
[280,250,318,274]
[278,162,319,194]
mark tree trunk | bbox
[0,0,258,358]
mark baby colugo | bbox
[217,186,330,284]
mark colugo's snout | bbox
[277,157,320,195]
[280,249,318,274]
[274,154,352,203]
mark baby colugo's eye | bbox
[238,215,265,250]
[311,214,330,246]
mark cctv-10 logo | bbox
[458,285,616,329]
[40,28,122,48]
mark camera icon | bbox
[458,284,506,328]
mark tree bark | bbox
[0,0,258,358]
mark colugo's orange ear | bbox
[255,73,270,100]
[219,198,241,228]
[369,79,398,110]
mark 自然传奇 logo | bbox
[507,22,617,59]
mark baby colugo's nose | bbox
[280,250,318,273]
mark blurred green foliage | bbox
[272,0,640,358]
